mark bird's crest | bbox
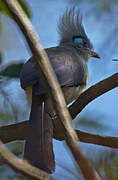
[58,7,92,49]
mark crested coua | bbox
[20,8,100,173]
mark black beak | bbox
[90,50,100,58]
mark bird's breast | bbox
[25,84,86,106]
[62,84,86,105]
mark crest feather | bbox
[58,7,92,48]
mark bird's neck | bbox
[59,43,89,62]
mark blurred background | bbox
[0,0,118,179]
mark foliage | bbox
[75,0,118,12]
[7,141,24,156]
[0,61,24,78]
[93,150,118,180]
[56,149,118,180]
[0,0,31,18]
[75,116,106,131]
[93,0,118,12]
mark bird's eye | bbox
[73,36,84,45]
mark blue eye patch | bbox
[73,37,84,44]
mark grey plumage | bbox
[20,7,99,173]
[58,7,93,49]
[20,45,88,104]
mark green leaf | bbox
[7,141,24,156]
[0,0,31,18]
[18,0,31,18]
[75,116,106,130]
[0,61,24,78]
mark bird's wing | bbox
[20,46,88,95]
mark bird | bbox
[20,8,100,174]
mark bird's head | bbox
[58,8,100,61]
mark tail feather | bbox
[24,94,55,173]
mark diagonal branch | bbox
[69,72,118,119]
[0,140,50,180]
[53,72,118,139]
[3,0,101,179]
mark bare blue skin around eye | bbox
[73,37,83,44]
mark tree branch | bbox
[53,72,118,141]
[3,0,101,179]
[0,64,117,180]
[69,72,118,119]
[1,121,118,149]
[0,67,117,144]
[0,69,117,179]
[76,130,118,149]
[0,140,50,180]
[0,72,116,143]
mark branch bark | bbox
[1,121,118,149]
[0,140,50,180]
[69,72,118,119]
[3,0,101,179]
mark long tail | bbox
[24,93,55,173]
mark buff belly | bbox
[25,84,86,106]
[62,85,86,105]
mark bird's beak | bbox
[90,50,100,58]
